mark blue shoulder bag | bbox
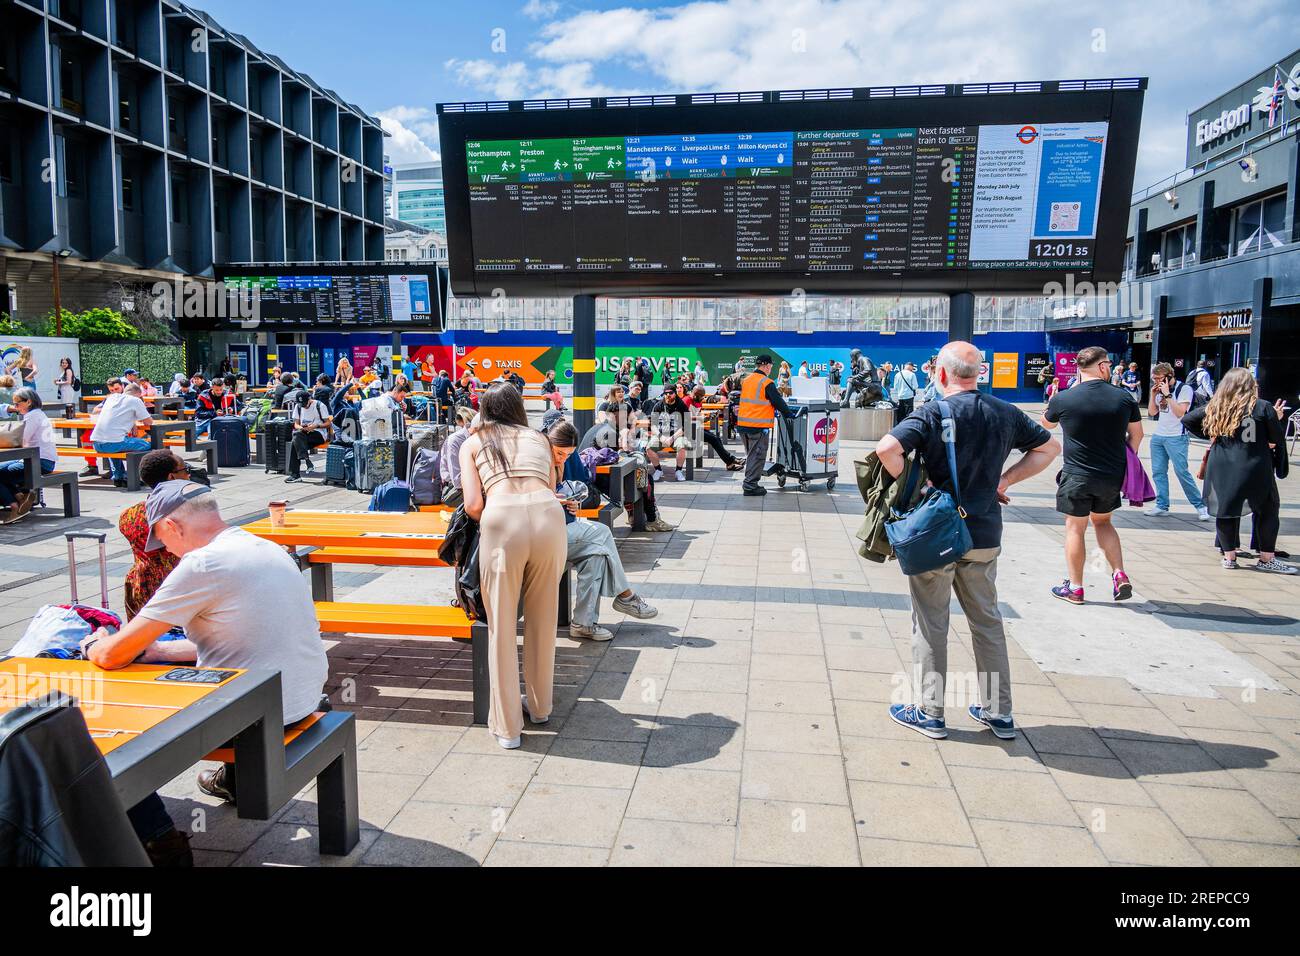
[884,400,972,575]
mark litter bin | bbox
[840,405,894,441]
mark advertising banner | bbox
[1054,352,1078,388]
[992,353,1019,389]
[1024,352,1050,388]
[1,336,81,405]
[811,410,840,471]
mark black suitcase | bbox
[392,438,409,482]
[210,416,250,468]
[262,418,292,474]
[324,442,350,486]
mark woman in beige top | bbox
[460,382,568,748]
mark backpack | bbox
[368,478,412,512]
[242,397,272,434]
[410,447,442,505]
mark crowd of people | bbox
[7,340,1293,866]
[874,340,1294,746]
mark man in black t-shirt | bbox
[1042,346,1144,606]
[877,341,1059,742]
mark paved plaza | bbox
[2,408,1298,867]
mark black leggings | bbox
[1217,496,1280,554]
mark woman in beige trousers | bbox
[460,383,568,748]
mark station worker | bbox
[737,354,794,497]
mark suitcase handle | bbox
[65,531,110,610]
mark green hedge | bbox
[79,343,187,392]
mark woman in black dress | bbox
[1182,367,1294,574]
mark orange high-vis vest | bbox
[738,371,776,428]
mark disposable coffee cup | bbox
[268,500,288,528]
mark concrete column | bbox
[1251,276,1270,391]
[572,294,597,435]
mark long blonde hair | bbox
[1202,367,1256,438]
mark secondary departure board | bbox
[439,81,1145,295]
[212,267,448,330]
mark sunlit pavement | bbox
[2,410,1298,866]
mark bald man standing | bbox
[875,342,1060,741]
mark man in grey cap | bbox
[83,480,328,805]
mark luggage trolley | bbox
[769,400,841,492]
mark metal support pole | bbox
[572,294,597,436]
[948,291,974,342]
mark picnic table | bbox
[0,656,358,854]
[0,445,39,488]
[242,508,450,549]
[78,393,182,415]
[53,417,198,451]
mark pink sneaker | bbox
[1051,580,1084,605]
[1112,570,1133,601]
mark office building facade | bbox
[1046,46,1300,399]
[390,161,445,234]
[0,0,388,321]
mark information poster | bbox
[992,353,1019,389]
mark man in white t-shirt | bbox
[83,481,329,804]
[89,382,152,485]
[1146,362,1210,520]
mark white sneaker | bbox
[521,695,549,724]
[569,622,614,641]
[1197,507,1211,521]
[1255,558,1299,575]
[675,469,686,481]
[1144,506,1169,517]
[496,735,521,750]
[613,593,658,619]
[652,468,664,481]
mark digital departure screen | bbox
[212,265,449,330]
[466,123,1106,275]
[439,82,1144,295]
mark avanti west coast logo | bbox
[49,886,151,936]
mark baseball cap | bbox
[144,480,212,551]
[123,368,139,377]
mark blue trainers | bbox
[968,705,1016,739]
[889,703,947,739]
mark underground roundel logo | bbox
[1017,125,1039,144]
[813,417,838,445]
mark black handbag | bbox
[1274,441,1290,481]
[438,505,487,620]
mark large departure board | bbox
[212,265,448,330]
[439,82,1144,295]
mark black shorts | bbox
[1055,471,1122,517]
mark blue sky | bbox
[194,0,1291,188]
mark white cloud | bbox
[377,106,441,165]
[445,58,638,100]
[438,0,1296,188]
[521,0,560,19]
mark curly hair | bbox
[1202,367,1256,439]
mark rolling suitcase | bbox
[210,416,250,468]
[324,442,350,486]
[262,418,292,474]
[393,438,410,482]
[348,438,395,493]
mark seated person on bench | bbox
[193,377,239,439]
[89,382,152,487]
[0,388,57,524]
[690,385,742,471]
[545,421,657,641]
[81,481,329,864]
[284,388,333,483]
[117,450,195,618]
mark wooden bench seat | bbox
[57,446,145,489]
[35,470,80,518]
[315,601,476,638]
[202,708,359,856]
[162,438,219,474]
[315,600,490,725]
